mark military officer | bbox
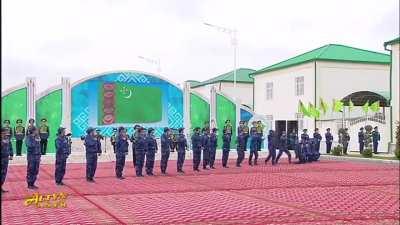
[3,120,12,139]
[135,127,147,177]
[313,128,322,153]
[110,128,117,153]
[372,126,380,154]
[342,128,350,155]
[223,119,233,137]
[14,119,25,156]
[115,127,129,179]
[39,118,50,155]
[26,118,36,136]
[145,128,157,176]
[325,128,333,154]
[55,127,71,185]
[160,127,172,174]
[1,127,13,192]
[130,125,141,167]
[236,132,246,167]
[222,130,231,168]
[26,127,41,189]
[265,130,277,165]
[276,131,292,164]
[256,121,264,151]
[301,129,310,143]
[84,127,101,182]
[208,128,218,169]
[202,128,210,170]
[358,127,365,154]
[176,128,188,173]
[191,127,202,171]
[249,123,258,166]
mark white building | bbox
[384,37,400,151]
[252,44,392,152]
[190,68,255,109]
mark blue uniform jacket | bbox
[146,135,158,153]
[358,132,365,143]
[161,133,171,152]
[325,132,333,143]
[222,134,231,150]
[201,134,209,149]
[313,133,322,143]
[300,133,310,144]
[208,133,217,150]
[237,134,246,150]
[191,133,202,151]
[26,135,41,155]
[177,134,188,152]
[55,136,70,156]
[135,135,147,152]
[115,135,129,155]
[280,135,288,150]
[372,131,380,143]
[84,135,100,154]
[1,139,13,158]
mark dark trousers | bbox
[193,150,201,170]
[16,140,23,156]
[86,153,98,180]
[40,139,48,155]
[132,147,136,167]
[115,154,126,178]
[244,137,249,151]
[222,149,230,167]
[373,142,378,154]
[55,154,67,183]
[27,154,41,186]
[1,157,9,186]
[276,149,291,164]
[236,149,245,166]
[359,142,364,154]
[203,148,210,168]
[326,142,332,154]
[145,151,155,174]
[209,149,216,167]
[160,150,170,173]
[249,150,258,165]
[135,150,145,176]
[343,143,348,154]
[265,148,276,165]
[177,151,185,171]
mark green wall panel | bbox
[1,87,28,153]
[36,89,62,153]
[216,93,236,149]
[190,93,210,132]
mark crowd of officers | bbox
[1,117,381,193]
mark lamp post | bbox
[138,56,161,75]
[204,22,238,90]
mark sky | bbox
[2,0,399,92]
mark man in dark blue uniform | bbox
[160,127,171,174]
[26,127,41,189]
[55,127,71,185]
[288,130,297,151]
[14,119,25,156]
[236,131,246,167]
[135,127,147,177]
[276,131,291,164]
[341,128,350,155]
[192,127,202,171]
[84,127,101,182]
[110,128,117,153]
[26,118,36,136]
[39,118,50,155]
[176,128,188,173]
[223,119,233,136]
[313,128,322,153]
[145,128,157,176]
[130,125,141,167]
[1,127,13,192]
[248,123,258,166]
[208,128,218,169]
[372,126,380,154]
[222,131,231,168]
[115,127,129,179]
[3,120,13,139]
[265,130,277,165]
[325,128,333,154]
[202,128,211,170]
[358,127,365,154]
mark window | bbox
[266,82,273,100]
[295,76,304,96]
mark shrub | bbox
[395,122,400,160]
[395,148,400,160]
[362,148,373,158]
[331,145,343,156]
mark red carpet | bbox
[1,159,399,225]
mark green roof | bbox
[191,68,255,88]
[384,37,400,47]
[251,44,391,76]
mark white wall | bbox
[390,43,400,144]
[253,62,315,130]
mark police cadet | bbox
[342,128,350,155]
[372,126,380,154]
[55,127,71,185]
[208,128,218,169]
[135,127,147,177]
[111,128,117,153]
[26,118,36,136]
[223,119,233,137]
[325,128,333,154]
[39,118,50,155]
[301,129,310,143]
[14,119,25,156]
[249,122,258,166]
[358,127,365,154]
[191,127,202,172]
[95,129,103,153]
[160,127,172,174]
[115,127,129,179]
[276,130,292,164]
[236,131,246,167]
[222,129,231,168]
[130,125,141,167]
[26,127,41,189]
[145,128,157,176]
[288,129,297,152]
[176,128,188,173]
[1,127,13,193]
[313,128,322,153]
[84,127,101,182]
[3,120,13,139]
[202,128,210,170]
[256,121,264,151]
[237,121,248,151]
[265,130,277,165]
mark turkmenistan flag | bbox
[298,100,310,117]
[369,101,380,112]
[98,82,162,124]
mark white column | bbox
[61,77,71,131]
[26,77,36,122]
[183,81,191,135]
[210,86,217,129]
[236,102,241,132]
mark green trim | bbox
[191,68,255,88]
[384,37,400,47]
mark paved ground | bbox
[1,159,399,225]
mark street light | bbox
[204,22,238,90]
[138,56,161,75]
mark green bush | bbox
[331,145,343,156]
[395,148,400,160]
[396,122,400,160]
[362,148,373,158]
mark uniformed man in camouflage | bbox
[39,118,50,155]
[14,119,25,156]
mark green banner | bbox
[216,94,236,149]
[190,93,210,131]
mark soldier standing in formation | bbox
[288,130,297,158]
[84,128,101,182]
[176,128,188,173]
[55,127,71,185]
[110,128,117,153]
[313,128,322,153]
[248,122,258,166]
[236,131,246,167]
[341,128,350,155]
[145,128,157,176]
[358,127,365,154]
[135,127,147,177]
[3,120,12,139]
[160,127,172,174]
[208,128,218,169]
[265,130,277,165]
[115,127,129,179]
[325,128,333,154]
[14,119,25,156]
[275,130,291,164]
[192,127,202,172]
[372,126,380,154]
[130,125,141,167]
[221,130,231,168]
[26,118,36,136]
[26,127,41,189]
[202,128,210,170]
[39,118,50,155]
[1,127,13,193]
